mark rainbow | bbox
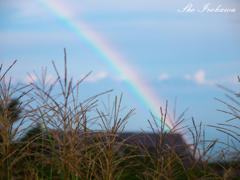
[35,0,172,130]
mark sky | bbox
[1,0,240,152]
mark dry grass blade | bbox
[0,60,17,81]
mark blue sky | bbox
[1,0,240,150]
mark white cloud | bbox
[20,74,55,84]
[22,74,38,84]
[158,73,169,81]
[217,74,239,85]
[184,70,209,84]
[45,74,55,83]
[185,70,238,85]
[80,72,107,82]
[194,70,206,84]
[98,72,107,79]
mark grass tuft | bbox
[0,49,239,179]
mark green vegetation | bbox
[0,50,239,179]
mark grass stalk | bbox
[40,110,64,180]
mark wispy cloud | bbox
[80,72,107,82]
[194,70,206,84]
[3,0,50,20]
[216,74,239,85]
[24,74,38,83]
[158,73,169,81]
[0,31,72,46]
[184,70,238,85]
[20,74,55,84]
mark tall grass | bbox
[0,49,239,179]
